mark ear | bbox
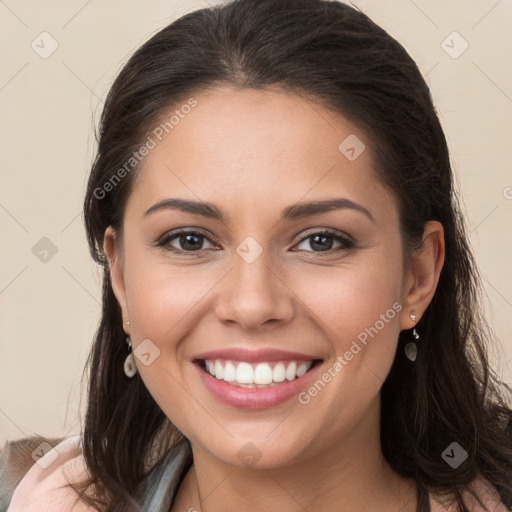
[103,226,130,334]
[400,220,445,330]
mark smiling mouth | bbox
[195,358,323,388]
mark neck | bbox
[172,396,417,512]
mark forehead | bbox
[126,85,397,224]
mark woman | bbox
[3,0,511,510]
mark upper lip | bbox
[193,347,321,363]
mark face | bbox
[105,85,440,469]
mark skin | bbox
[104,85,445,512]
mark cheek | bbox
[303,257,402,332]
[126,263,208,342]
[122,261,206,413]
[291,264,403,435]
[294,253,404,377]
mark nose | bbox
[214,246,295,332]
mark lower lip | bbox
[194,360,322,409]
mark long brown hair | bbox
[71,1,512,510]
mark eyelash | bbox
[156,229,355,255]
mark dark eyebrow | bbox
[281,198,375,223]
[143,197,375,223]
[143,198,225,220]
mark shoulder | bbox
[0,434,94,512]
[429,473,509,511]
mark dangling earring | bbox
[405,312,420,362]
[124,336,138,378]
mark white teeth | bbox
[296,362,309,377]
[214,360,224,379]
[254,363,273,385]
[223,361,236,382]
[285,361,297,381]
[203,359,315,386]
[236,362,254,384]
[272,362,286,382]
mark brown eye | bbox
[158,230,217,252]
[293,230,354,253]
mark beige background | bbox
[1,0,511,445]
